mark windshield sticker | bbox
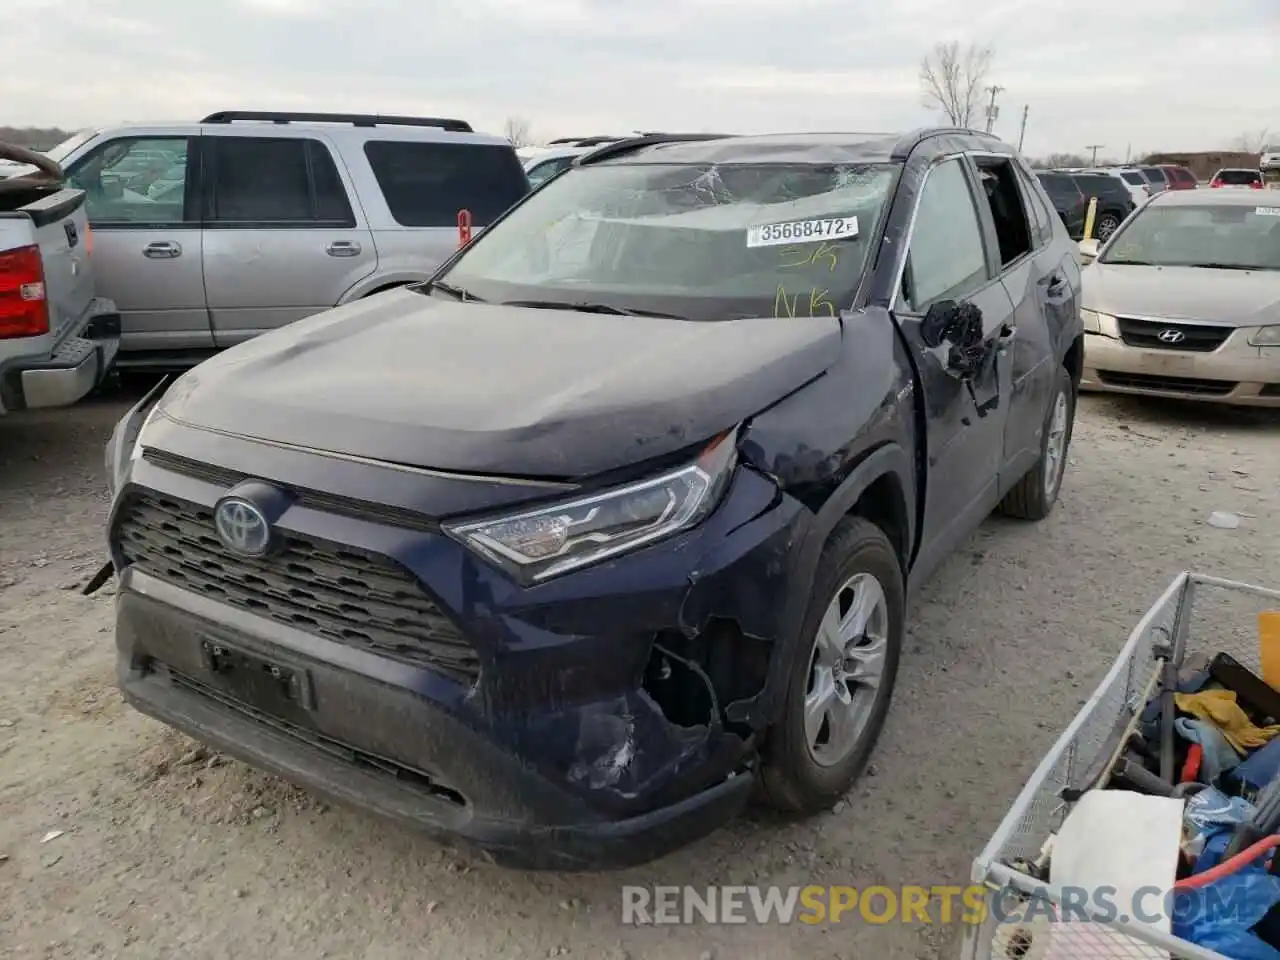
[1256,206,1280,216]
[747,216,858,248]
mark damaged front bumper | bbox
[110,437,811,869]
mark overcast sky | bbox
[4,0,1276,159]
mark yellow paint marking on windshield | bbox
[775,283,837,318]
[809,288,836,317]
[775,283,799,319]
[778,242,839,272]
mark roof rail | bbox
[547,135,627,147]
[576,133,737,166]
[200,111,473,133]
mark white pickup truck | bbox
[0,142,119,414]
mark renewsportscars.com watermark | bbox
[621,884,1255,927]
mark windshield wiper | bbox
[503,299,688,320]
[1102,259,1156,266]
[1184,262,1260,272]
[427,279,484,302]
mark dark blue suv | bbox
[102,129,1083,869]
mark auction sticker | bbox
[1256,206,1280,216]
[747,215,859,248]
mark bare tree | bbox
[1230,128,1271,153]
[919,41,994,127]
[503,116,533,148]
[1042,152,1089,169]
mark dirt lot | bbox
[1,381,1277,960]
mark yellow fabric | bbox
[1175,689,1280,753]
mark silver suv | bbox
[55,111,530,368]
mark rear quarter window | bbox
[1120,172,1146,185]
[1141,167,1168,182]
[363,140,531,227]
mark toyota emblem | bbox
[1157,329,1186,344]
[214,497,272,557]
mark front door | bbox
[65,134,211,356]
[198,132,377,348]
[892,156,1016,581]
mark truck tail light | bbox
[1210,178,1223,188]
[0,244,50,339]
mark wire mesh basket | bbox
[960,572,1280,960]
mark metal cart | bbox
[961,572,1280,960]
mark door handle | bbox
[143,241,182,259]
[996,323,1017,352]
[325,241,362,257]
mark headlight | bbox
[1081,309,1119,337]
[1249,325,1280,346]
[446,431,738,583]
[104,379,168,498]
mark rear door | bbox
[969,157,1056,488]
[998,159,1073,485]
[199,132,376,348]
[64,133,210,355]
[894,156,1014,575]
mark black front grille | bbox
[1097,371,1236,396]
[166,666,467,807]
[115,494,480,683]
[1116,317,1232,352]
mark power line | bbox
[1085,144,1105,166]
[984,85,1005,134]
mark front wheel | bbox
[759,517,904,814]
[998,364,1075,520]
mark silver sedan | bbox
[1077,189,1280,406]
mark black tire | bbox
[998,365,1075,521]
[1095,213,1121,241]
[759,517,904,814]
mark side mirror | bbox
[921,300,960,348]
[1078,238,1100,264]
[921,299,987,380]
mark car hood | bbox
[1083,262,1280,328]
[158,289,843,479]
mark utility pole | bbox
[1086,144,1105,166]
[1017,104,1029,152]
[984,85,1005,133]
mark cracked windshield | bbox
[438,161,898,320]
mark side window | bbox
[206,137,354,226]
[974,160,1033,267]
[1015,165,1054,246]
[527,158,563,188]
[363,141,532,226]
[902,159,990,312]
[67,137,191,225]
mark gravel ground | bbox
[1,381,1277,960]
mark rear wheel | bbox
[759,517,904,813]
[998,365,1075,520]
[1095,212,1121,241]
